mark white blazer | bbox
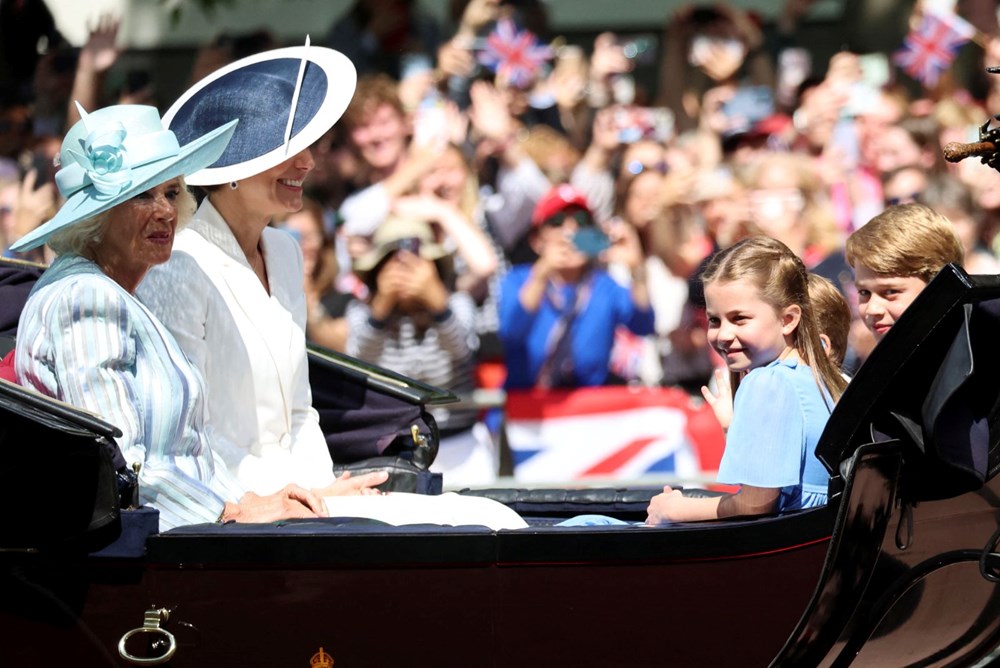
[138,199,334,495]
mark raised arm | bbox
[66,15,120,130]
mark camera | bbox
[391,237,423,255]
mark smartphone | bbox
[613,105,675,143]
[831,118,860,169]
[857,52,891,90]
[777,48,811,108]
[572,227,610,258]
[722,86,774,126]
[843,82,879,118]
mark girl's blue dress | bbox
[557,356,836,527]
[719,356,834,511]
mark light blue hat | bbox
[163,39,356,186]
[11,104,237,252]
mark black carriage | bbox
[2,258,1000,667]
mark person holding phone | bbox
[347,214,496,486]
[499,185,654,389]
[655,4,774,134]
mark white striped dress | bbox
[15,254,245,530]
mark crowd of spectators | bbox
[5,0,1000,481]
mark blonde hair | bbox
[702,236,848,402]
[807,273,850,367]
[521,125,581,185]
[846,203,964,282]
[933,97,982,131]
[47,178,197,258]
[441,143,480,223]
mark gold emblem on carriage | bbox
[310,647,334,668]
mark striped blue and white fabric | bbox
[345,291,479,433]
[15,254,245,530]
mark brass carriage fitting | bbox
[411,424,427,448]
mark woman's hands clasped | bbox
[221,471,390,523]
[223,484,327,523]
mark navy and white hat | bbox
[163,39,356,186]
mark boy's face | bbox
[348,102,408,171]
[853,264,928,341]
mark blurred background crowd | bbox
[4,0,1000,482]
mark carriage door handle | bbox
[118,607,177,665]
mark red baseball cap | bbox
[748,112,792,138]
[531,184,592,227]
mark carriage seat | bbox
[460,486,726,521]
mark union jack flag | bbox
[477,18,553,88]
[892,10,976,87]
[505,386,726,483]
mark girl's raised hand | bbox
[701,367,734,432]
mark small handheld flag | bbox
[477,18,553,89]
[892,10,976,87]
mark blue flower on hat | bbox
[71,122,133,198]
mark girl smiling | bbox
[647,236,847,523]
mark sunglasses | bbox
[885,193,922,207]
[542,208,594,229]
[625,160,668,176]
[749,188,805,212]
